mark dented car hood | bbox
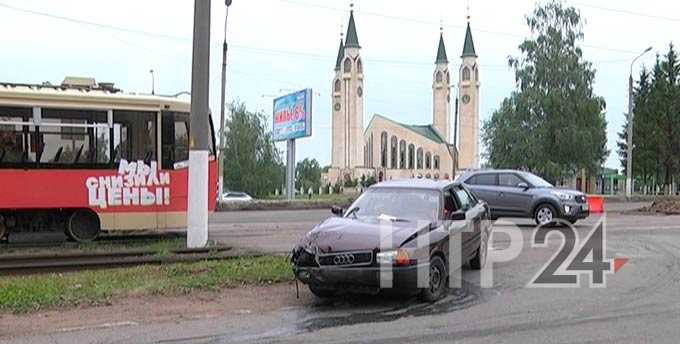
[297,216,432,254]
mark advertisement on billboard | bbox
[272,88,313,142]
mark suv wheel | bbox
[420,256,447,302]
[534,204,557,225]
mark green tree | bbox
[222,102,284,197]
[483,1,608,182]
[295,158,322,192]
[658,44,680,191]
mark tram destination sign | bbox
[272,88,313,142]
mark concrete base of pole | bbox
[187,150,209,248]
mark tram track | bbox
[0,246,245,276]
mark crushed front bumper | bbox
[294,264,427,294]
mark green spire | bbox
[334,39,344,71]
[435,32,448,64]
[461,22,477,58]
[345,10,360,48]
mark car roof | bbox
[371,178,457,191]
[457,169,526,181]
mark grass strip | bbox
[0,255,292,314]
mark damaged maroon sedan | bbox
[291,179,491,301]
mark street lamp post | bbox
[218,0,232,204]
[626,46,653,198]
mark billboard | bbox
[272,88,313,142]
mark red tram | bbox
[0,78,217,242]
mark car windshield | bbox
[521,172,553,188]
[346,188,440,222]
[226,192,247,198]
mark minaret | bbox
[457,15,480,170]
[337,5,364,168]
[432,26,451,142]
[331,29,345,168]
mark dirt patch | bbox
[639,198,680,215]
[0,282,313,338]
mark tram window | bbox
[0,107,31,166]
[113,123,130,163]
[161,111,189,169]
[112,111,157,166]
[175,121,189,162]
[93,125,111,164]
[143,118,156,163]
[39,109,109,166]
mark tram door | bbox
[161,111,190,229]
[112,110,159,230]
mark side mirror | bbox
[331,205,344,216]
[449,210,466,221]
[517,182,530,190]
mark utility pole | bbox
[626,46,652,199]
[187,0,211,248]
[218,0,232,204]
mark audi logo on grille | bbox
[333,253,355,265]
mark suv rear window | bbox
[467,173,496,186]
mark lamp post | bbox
[218,0,233,204]
[149,69,155,95]
[626,46,653,198]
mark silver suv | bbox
[458,169,589,225]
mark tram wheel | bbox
[66,210,101,242]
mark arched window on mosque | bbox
[408,144,415,169]
[436,71,443,83]
[416,148,423,169]
[474,66,479,81]
[399,140,406,169]
[433,155,440,170]
[334,79,341,93]
[390,136,398,169]
[344,58,352,73]
[357,59,363,74]
[425,152,431,169]
[462,66,471,81]
[380,132,388,168]
[369,133,374,166]
[446,71,450,84]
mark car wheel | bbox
[534,204,557,226]
[470,230,488,270]
[309,284,336,298]
[420,256,447,302]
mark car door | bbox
[453,185,483,261]
[464,173,500,213]
[496,173,534,216]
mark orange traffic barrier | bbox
[587,195,605,213]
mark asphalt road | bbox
[207,202,650,254]
[9,202,680,344]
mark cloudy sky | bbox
[1,0,677,170]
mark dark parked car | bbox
[291,179,491,301]
[458,169,589,225]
